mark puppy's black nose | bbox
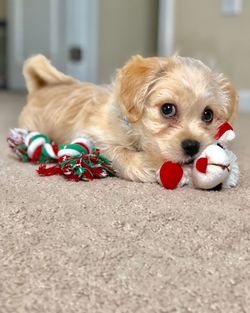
[181,139,200,157]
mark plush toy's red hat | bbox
[215,122,235,143]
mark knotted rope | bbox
[7,128,115,181]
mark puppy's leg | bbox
[104,146,160,182]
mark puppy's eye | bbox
[161,103,177,118]
[202,108,213,123]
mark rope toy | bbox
[7,128,116,181]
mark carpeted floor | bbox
[0,91,250,313]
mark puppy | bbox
[18,55,238,182]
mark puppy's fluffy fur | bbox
[19,55,238,182]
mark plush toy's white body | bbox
[192,144,239,189]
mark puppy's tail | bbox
[23,54,76,94]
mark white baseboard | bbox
[239,90,250,112]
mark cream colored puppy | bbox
[19,55,238,182]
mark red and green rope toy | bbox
[7,128,116,181]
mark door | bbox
[7,0,98,89]
[66,0,98,83]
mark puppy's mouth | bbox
[182,158,195,165]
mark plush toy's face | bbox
[118,55,238,164]
[193,144,231,189]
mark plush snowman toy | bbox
[158,122,239,190]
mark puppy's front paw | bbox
[105,148,158,183]
[121,160,157,183]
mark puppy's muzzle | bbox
[181,139,200,157]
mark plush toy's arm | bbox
[221,149,239,188]
[157,161,192,189]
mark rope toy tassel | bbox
[7,128,30,161]
[37,151,116,181]
[7,128,116,181]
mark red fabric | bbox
[52,143,59,156]
[215,122,233,140]
[37,164,62,176]
[159,161,183,190]
[196,157,208,173]
[31,146,42,163]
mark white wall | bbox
[98,0,158,83]
[173,0,250,112]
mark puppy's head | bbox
[116,55,238,164]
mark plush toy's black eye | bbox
[161,103,177,118]
[202,108,213,123]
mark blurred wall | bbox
[98,0,158,83]
[174,0,249,90]
[0,0,6,88]
[0,0,6,19]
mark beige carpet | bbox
[0,91,250,313]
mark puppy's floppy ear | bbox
[218,75,238,122]
[116,55,163,123]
